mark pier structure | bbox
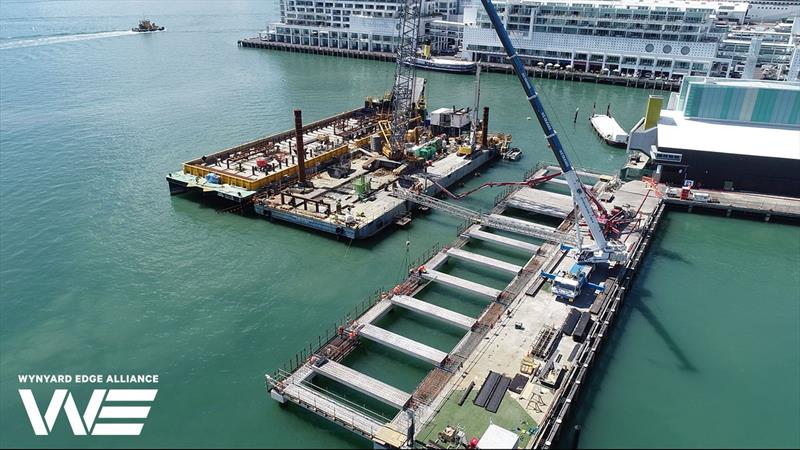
[661,187,800,222]
[237,38,681,92]
[265,163,663,448]
[265,159,799,447]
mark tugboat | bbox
[132,19,164,33]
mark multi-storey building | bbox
[265,0,462,53]
[461,0,751,77]
[425,19,467,52]
[744,0,800,22]
[262,0,799,80]
[717,19,799,77]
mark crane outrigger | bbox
[476,0,628,264]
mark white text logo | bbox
[19,389,157,436]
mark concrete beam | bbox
[312,360,411,409]
[446,247,522,275]
[421,269,502,300]
[359,324,448,365]
[464,228,539,253]
[390,295,475,330]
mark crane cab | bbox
[544,263,604,301]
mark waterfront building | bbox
[262,0,799,80]
[744,0,800,23]
[264,0,461,53]
[627,77,800,196]
[461,0,752,78]
[716,18,800,78]
[425,18,466,52]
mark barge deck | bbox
[167,89,514,239]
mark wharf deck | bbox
[280,383,387,438]
[238,38,680,92]
[312,360,411,409]
[464,228,540,253]
[266,169,667,449]
[421,269,502,300]
[663,187,800,219]
[390,295,475,331]
[359,324,448,365]
[446,247,522,275]
[507,188,574,219]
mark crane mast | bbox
[477,0,627,264]
[386,0,422,160]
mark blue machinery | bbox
[478,0,628,264]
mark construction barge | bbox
[167,86,514,239]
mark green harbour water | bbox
[1,1,798,448]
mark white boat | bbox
[589,114,628,148]
[504,147,523,161]
[404,56,477,74]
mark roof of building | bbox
[657,109,800,160]
[703,79,800,91]
[477,424,520,450]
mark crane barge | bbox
[476,0,628,265]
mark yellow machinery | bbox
[378,116,425,159]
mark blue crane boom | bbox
[476,0,628,264]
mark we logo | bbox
[19,389,157,436]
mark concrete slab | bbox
[446,247,522,275]
[507,188,574,219]
[390,295,475,330]
[421,269,502,300]
[464,228,539,253]
[484,214,568,243]
[359,324,448,365]
[312,360,411,409]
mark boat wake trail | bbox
[0,30,137,50]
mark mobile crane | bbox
[477,0,628,264]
